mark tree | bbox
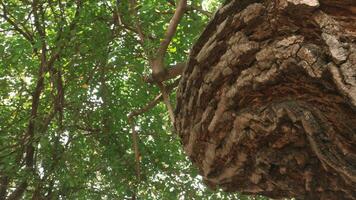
[0,0,265,199]
[175,0,356,199]
[0,0,353,199]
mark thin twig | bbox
[187,5,212,17]
[158,83,175,125]
[0,1,34,43]
[128,117,141,182]
[127,79,180,181]
[128,79,179,119]
[129,0,146,45]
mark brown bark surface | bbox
[175,0,356,199]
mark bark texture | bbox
[175,0,356,199]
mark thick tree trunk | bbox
[175,0,356,199]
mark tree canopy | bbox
[0,0,269,199]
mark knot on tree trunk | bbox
[175,0,356,199]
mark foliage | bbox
[0,0,267,199]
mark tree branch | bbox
[7,182,28,200]
[24,0,47,169]
[0,1,34,43]
[128,117,141,182]
[8,2,48,198]
[127,79,180,181]
[129,0,146,45]
[128,94,163,119]
[167,1,213,17]
[128,1,186,129]
[144,62,185,83]
[187,5,213,17]
[156,0,187,61]
[158,83,175,125]
[118,19,155,41]
[128,79,180,119]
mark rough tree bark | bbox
[175,0,356,199]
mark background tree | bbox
[0,0,270,199]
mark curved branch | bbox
[144,62,186,83]
[156,0,187,59]
[128,79,180,119]
[151,0,187,78]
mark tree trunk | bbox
[175,0,356,199]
